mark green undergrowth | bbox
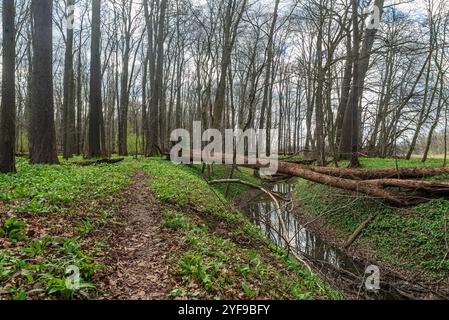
[0,157,133,300]
[280,155,446,169]
[140,160,341,300]
[1,157,342,300]
[295,158,449,283]
[341,157,446,169]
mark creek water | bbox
[240,178,429,300]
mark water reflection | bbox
[245,180,356,271]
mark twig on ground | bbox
[344,216,376,249]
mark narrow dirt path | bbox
[100,170,178,300]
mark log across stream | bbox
[238,178,443,300]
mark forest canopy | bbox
[0,0,448,170]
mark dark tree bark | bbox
[29,0,59,165]
[118,1,134,156]
[142,55,149,156]
[155,0,168,152]
[174,0,184,131]
[0,0,16,173]
[88,0,103,158]
[315,1,326,166]
[335,29,352,150]
[340,0,362,166]
[144,0,160,156]
[63,0,76,159]
[75,13,85,155]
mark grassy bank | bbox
[295,158,449,284]
[140,160,341,300]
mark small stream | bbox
[241,179,435,300]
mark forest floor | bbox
[97,170,178,299]
[3,155,447,300]
[294,157,449,298]
[0,157,339,300]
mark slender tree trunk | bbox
[63,0,76,159]
[142,55,149,156]
[0,0,16,173]
[335,30,352,150]
[315,2,326,166]
[155,0,168,152]
[88,0,103,158]
[260,0,280,131]
[118,3,133,156]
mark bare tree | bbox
[212,0,248,130]
[340,0,385,167]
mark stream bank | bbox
[237,178,448,300]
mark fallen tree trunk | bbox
[276,162,415,206]
[284,159,317,166]
[168,151,446,206]
[308,166,449,180]
[73,158,125,166]
[373,178,449,190]
[245,162,431,206]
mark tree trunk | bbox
[88,0,103,158]
[76,22,84,155]
[155,0,168,152]
[308,166,449,180]
[340,0,385,167]
[118,3,133,156]
[212,0,248,130]
[335,30,352,150]
[0,0,16,173]
[63,0,76,159]
[259,0,280,132]
[315,2,326,166]
[29,0,59,165]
